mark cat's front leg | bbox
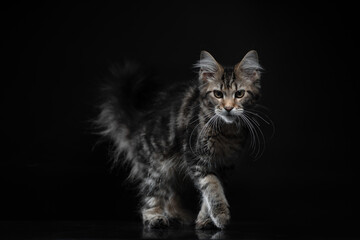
[196,174,230,229]
[195,199,215,229]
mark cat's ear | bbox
[234,50,262,81]
[195,51,223,82]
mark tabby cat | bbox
[96,50,263,229]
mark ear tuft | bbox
[235,50,262,81]
[194,51,221,81]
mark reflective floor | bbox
[0,221,358,239]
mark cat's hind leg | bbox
[140,167,171,228]
[142,195,169,228]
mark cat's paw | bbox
[210,206,230,229]
[195,217,216,230]
[144,215,170,229]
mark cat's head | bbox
[195,50,262,124]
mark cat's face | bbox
[196,50,262,124]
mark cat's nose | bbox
[224,106,233,112]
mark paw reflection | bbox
[142,227,169,239]
[141,226,226,239]
[196,229,225,239]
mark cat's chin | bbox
[219,115,236,124]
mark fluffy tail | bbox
[95,62,155,164]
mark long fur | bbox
[95,51,267,229]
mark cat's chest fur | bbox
[203,124,245,161]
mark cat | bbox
[96,50,263,229]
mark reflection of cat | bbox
[196,229,225,240]
[141,227,223,239]
[96,50,263,229]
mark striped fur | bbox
[96,50,263,229]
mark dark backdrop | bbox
[1,1,359,232]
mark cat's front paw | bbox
[144,215,170,229]
[210,206,230,229]
[195,216,216,230]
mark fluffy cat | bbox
[96,50,263,229]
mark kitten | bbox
[96,50,263,229]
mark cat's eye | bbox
[213,90,223,98]
[235,90,245,98]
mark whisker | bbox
[244,108,275,140]
[242,112,267,159]
[239,114,256,155]
[189,112,218,157]
[240,113,262,159]
[188,111,212,126]
[188,104,273,161]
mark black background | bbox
[1,1,359,234]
